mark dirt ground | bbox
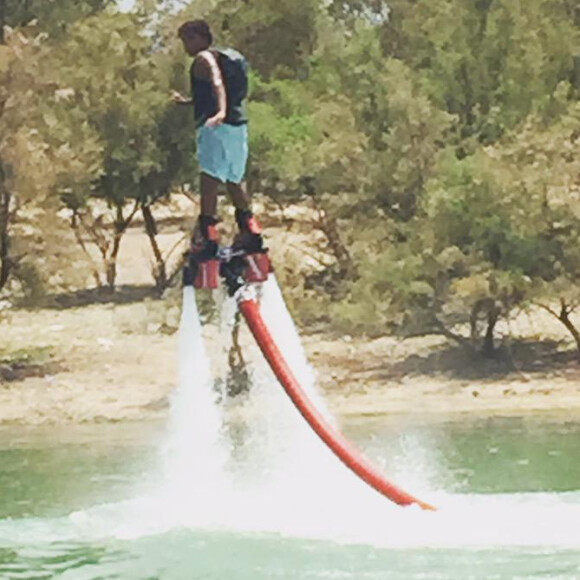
[2,217,580,426]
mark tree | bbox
[496,90,580,354]
[377,0,578,143]
[197,0,321,79]
[50,10,193,290]
[0,28,97,295]
[1,0,114,36]
[327,0,389,25]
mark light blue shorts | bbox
[196,123,248,184]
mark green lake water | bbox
[0,414,579,580]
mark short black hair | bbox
[178,20,213,45]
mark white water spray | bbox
[158,287,231,519]
[7,278,579,551]
[146,279,580,549]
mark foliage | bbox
[395,0,577,140]
[3,0,580,356]
[0,28,94,296]
[1,0,114,34]
[47,10,193,289]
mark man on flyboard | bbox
[173,19,269,290]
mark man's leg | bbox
[195,125,225,245]
[200,173,221,218]
[191,173,221,260]
[224,125,257,240]
[225,180,250,211]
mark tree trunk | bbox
[106,210,122,290]
[72,202,138,291]
[558,300,580,358]
[459,62,475,129]
[433,317,471,348]
[0,162,10,290]
[104,201,139,291]
[470,298,500,356]
[70,210,102,287]
[469,302,480,341]
[536,299,580,361]
[315,205,356,279]
[142,204,167,291]
[106,203,126,290]
[105,251,118,290]
[482,306,499,358]
[0,0,5,44]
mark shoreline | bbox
[2,293,580,426]
[2,337,580,426]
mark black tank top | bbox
[191,48,248,128]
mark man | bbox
[173,20,267,287]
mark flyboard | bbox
[183,244,436,512]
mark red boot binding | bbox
[234,209,271,283]
[191,215,220,289]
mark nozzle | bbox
[183,252,198,287]
[219,255,246,297]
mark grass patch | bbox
[0,347,63,383]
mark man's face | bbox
[181,33,205,56]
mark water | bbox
[1,280,579,579]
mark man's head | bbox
[178,20,213,56]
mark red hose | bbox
[239,298,436,511]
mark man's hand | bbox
[205,111,226,127]
[172,90,192,105]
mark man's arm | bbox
[172,90,193,105]
[194,50,227,126]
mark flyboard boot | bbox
[185,215,220,289]
[233,209,271,283]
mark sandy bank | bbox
[2,299,580,426]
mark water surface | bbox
[1,283,578,579]
[0,415,579,580]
